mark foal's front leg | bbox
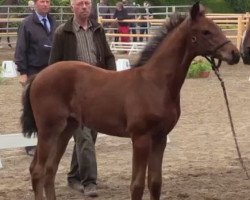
[130,133,151,200]
[147,134,167,200]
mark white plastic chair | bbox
[1,60,18,78]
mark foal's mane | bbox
[133,14,187,68]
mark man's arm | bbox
[14,22,29,85]
[101,29,116,70]
[49,25,64,65]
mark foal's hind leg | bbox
[147,134,167,200]
[30,132,56,200]
[130,133,151,200]
[30,117,68,200]
[44,131,73,199]
[44,118,78,200]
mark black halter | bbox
[204,40,231,71]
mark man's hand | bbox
[19,74,28,86]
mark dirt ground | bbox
[0,47,250,200]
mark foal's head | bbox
[241,26,250,64]
[186,2,240,65]
[134,2,240,68]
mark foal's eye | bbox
[202,30,211,35]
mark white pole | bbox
[0,159,3,169]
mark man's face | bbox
[71,0,92,20]
[35,0,51,16]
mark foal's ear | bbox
[190,1,205,21]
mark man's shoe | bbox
[68,180,84,193]
[84,183,98,197]
[25,146,36,156]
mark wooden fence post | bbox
[237,15,243,49]
[98,16,102,24]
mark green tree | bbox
[225,0,249,12]
[52,0,70,6]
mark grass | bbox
[164,0,234,13]
[187,59,212,78]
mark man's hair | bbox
[116,2,123,8]
[33,0,51,2]
[70,0,92,6]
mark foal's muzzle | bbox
[215,40,240,65]
[205,40,240,68]
[228,49,240,65]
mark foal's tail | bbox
[21,76,37,138]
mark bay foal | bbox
[21,2,240,200]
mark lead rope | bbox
[205,56,249,179]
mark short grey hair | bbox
[70,0,92,6]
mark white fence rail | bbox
[0,133,37,149]
[110,41,146,55]
[0,4,189,36]
[0,133,37,169]
[1,5,249,49]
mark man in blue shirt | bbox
[14,0,56,156]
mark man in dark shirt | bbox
[49,0,116,197]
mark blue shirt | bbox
[35,11,51,32]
